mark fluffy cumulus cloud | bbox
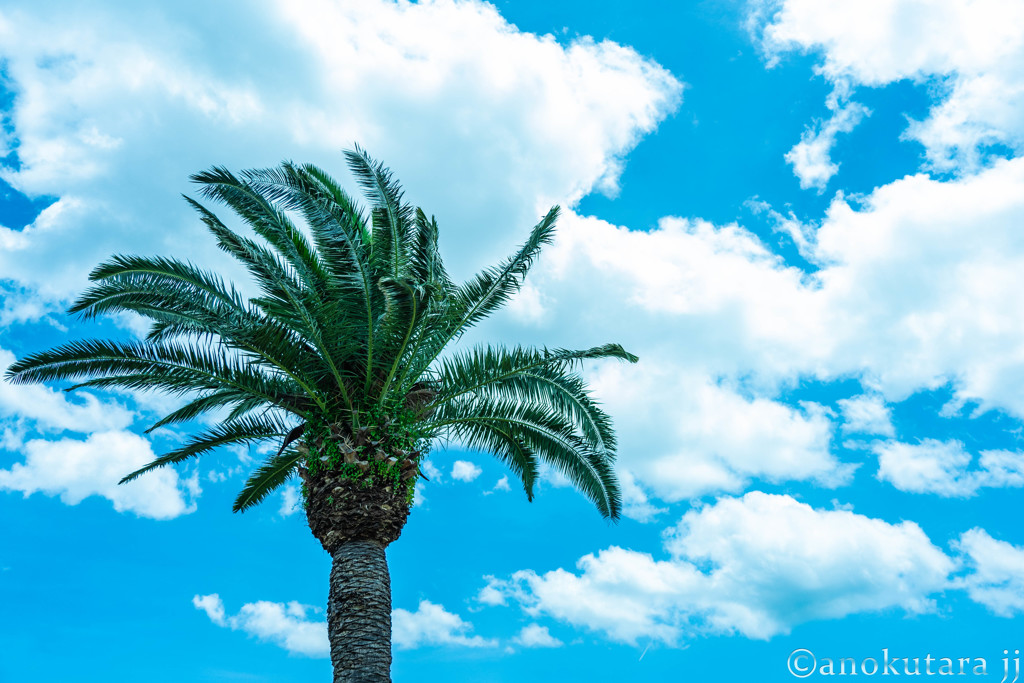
[618,469,666,522]
[838,393,894,436]
[193,594,328,657]
[807,160,1024,414]
[755,0,1024,172]
[0,347,135,433]
[1,346,197,518]
[953,529,1024,617]
[513,624,563,648]
[502,153,1024,501]
[392,600,497,650]
[874,439,1024,497]
[0,430,197,519]
[0,0,681,308]
[484,492,953,643]
[195,594,494,655]
[450,460,482,483]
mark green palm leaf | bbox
[233,449,304,512]
[3,149,634,524]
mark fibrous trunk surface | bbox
[302,466,411,554]
[328,540,393,683]
[303,454,413,682]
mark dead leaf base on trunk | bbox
[302,467,412,554]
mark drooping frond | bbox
[119,414,294,483]
[233,448,304,512]
[427,396,621,519]
[144,390,261,432]
[78,254,247,317]
[444,417,539,501]
[70,253,325,387]
[5,338,298,405]
[431,344,637,458]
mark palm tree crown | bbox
[6,147,637,681]
[5,147,636,521]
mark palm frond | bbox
[344,145,413,280]
[428,396,621,519]
[454,206,558,331]
[233,448,304,512]
[119,414,294,483]
[4,338,303,411]
[432,344,636,457]
[407,207,559,381]
[192,166,331,297]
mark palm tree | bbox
[4,147,636,682]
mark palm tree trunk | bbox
[328,540,393,682]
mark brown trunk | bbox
[302,464,413,682]
[327,541,393,683]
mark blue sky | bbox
[2,1,1024,681]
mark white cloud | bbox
[557,158,1024,415]
[451,460,482,483]
[493,475,511,492]
[503,157,1024,505]
[838,393,894,436]
[391,600,497,650]
[477,577,508,607]
[1,347,135,433]
[420,460,443,483]
[0,430,197,519]
[193,593,227,626]
[279,483,302,517]
[663,492,952,638]
[756,0,1024,171]
[412,480,427,508]
[809,159,1024,412]
[619,469,666,522]
[506,283,550,326]
[196,594,496,654]
[0,0,680,312]
[0,283,64,328]
[875,439,973,496]
[513,623,563,648]
[586,360,848,501]
[489,492,952,643]
[785,95,869,190]
[193,594,328,657]
[874,439,1024,497]
[953,528,1024,617]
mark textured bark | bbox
[301,423,419,681]
[302,466,412,554]
[328,541,393,683]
